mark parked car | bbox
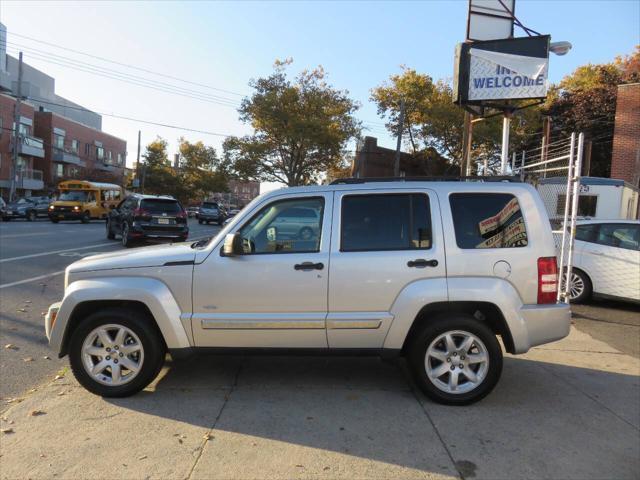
[3,196,51,221]
[564,219,639,303]
[186,206,199,218]
[0,197,6,220]
[46,179,570,404]
[106,194,188,247]
[197,201,226,225]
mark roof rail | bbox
[329,176,521,185]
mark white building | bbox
[537,176,639,222]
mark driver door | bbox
[192,192,332,348]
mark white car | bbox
[46,179,570,404]
[566,219,640,303]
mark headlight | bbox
[49,205,54,210]
[73,206,80,211]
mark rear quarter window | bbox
[449,193,528,249]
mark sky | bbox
[0,0,638,188]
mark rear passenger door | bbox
[328,189,446,348]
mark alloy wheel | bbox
[81,324,144,386]
[424,330,489,394]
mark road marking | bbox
[0,242,116,263]
[0,230,88,239]
[0,270,65,289]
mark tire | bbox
[27,210,37,222]
[408,314,503,406]
[68,307,166,397]
[81,211,91,223]
[298,227,314,241]
[50,218,59,223]
[198,219,203,225]
[566,268,592,304]
[217,218,224,226]
[3,217,11,221]
[122,222,133,248]
[106,219,116,240]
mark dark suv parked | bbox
[106,194,188,247]
[197,201,226,225]
[2,196,51,221]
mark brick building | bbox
[210,179,260,208]
[351,136,455,178]
[34,110,126,188]
[610,83,640,187]
[0,93,45,196]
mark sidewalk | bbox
[1,327,639,480]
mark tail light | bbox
[176,210,187,219]
[537,257,558,304]
[133,208,151,218]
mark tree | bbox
[224,59,361,186]
[178,138,228,199]
[370,67,542,172]
[543,46,639,177]
[137,138,185,200]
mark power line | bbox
[8,30,247,97]
[3,44,241,108]
[5,93,237,138]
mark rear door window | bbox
[341,194,431,252]
[141,199,182,214]
[595,224,639,251]
[449,193,528,249]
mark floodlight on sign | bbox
[467,0,516,41]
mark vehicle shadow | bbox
[106,354,640,478]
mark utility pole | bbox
[393,99,405,177]
[461,111,474,176]
[9,52,23,202]
[135,130,141,190]
[500,110,512,175]
[541,116,551,178]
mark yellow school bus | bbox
[48,180,124,223]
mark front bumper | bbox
[49,211,83,220]
[519,302,571,351]
[3,211,27,219]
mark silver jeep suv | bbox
[45,179,570,405]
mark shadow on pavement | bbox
[104,354,639,479]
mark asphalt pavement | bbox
[0,217,221,400]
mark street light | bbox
[550,41,572,56]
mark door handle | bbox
[407,259,438,268]
[294,262,324,271]
[591,251,604,256]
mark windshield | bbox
[141,199,183,214]
[15,198,32,205]
[202,202,219,209]
[58,191,88,202]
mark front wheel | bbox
[49,217,59,223]
[27,210,37,222]
[408,314,503,405]
[121,222,133,248]
[81,211,91,223]
[68,308,166,397]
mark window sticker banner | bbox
[478,197,520,235]
[477,217,528,248]
[468,48,549,101]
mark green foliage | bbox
[135,137,227,203]
[544,46,639,177]
[224,60,361,186]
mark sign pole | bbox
[500,111,511,175]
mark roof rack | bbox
[329,176,521,185]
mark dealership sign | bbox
[454,35,550,105]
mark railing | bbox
[22,135,44,150]
[17,168,44,181]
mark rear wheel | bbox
[565,269,592,304]
[198,219,203,224]
[81,211,91,223]
[27,210,37,222]
[408,314,503,405]
[68,308,165,397]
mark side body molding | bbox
[383,278,449,349]
[50,277,192,355]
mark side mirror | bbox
[222,233,244,256]
[266,226,278,242]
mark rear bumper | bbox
[132,224,189,240]
[517,303,571,352]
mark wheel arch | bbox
[50,277,192,357]
[401,301,515,355]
